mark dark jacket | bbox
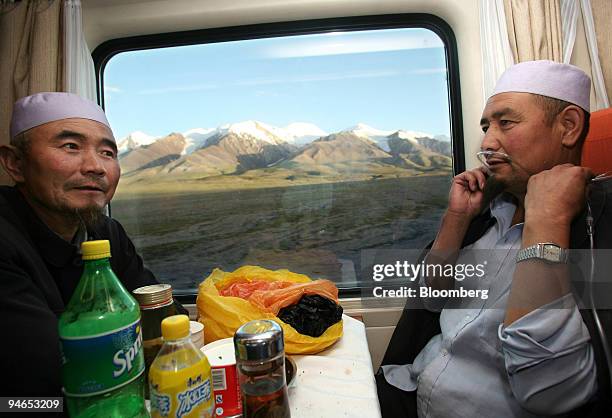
[380,184,612,417]
[0,186,162,399]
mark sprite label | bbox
[60,318,145,396]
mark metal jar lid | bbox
[234,320,284,361]
[133,284,173,307]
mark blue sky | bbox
[103,28,451,140]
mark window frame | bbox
[92,13,465,300]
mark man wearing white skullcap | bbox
[380,61,612,417]
[0,92,186,400]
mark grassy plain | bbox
[111,173,451,291]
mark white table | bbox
[288,315,382,418]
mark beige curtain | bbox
[590,0,612,104]
[0,0,64,185]
[504,0,563,62]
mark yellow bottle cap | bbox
[161,315,190,340]
[81,240,111,260]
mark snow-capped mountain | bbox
[118,121,451,175]
[182,128,216,155]
[277,122,327,146]
[395,130,435,143]
[208,121,287,147]
[165,128,295,175]
[435,134,450,142]
[120,121,328,158]
[117,131,158,155]
[343,123,397,151]
[119,121,302,175]
[287,132,390,165]
[119,132,186,173]
[346,123,394,138]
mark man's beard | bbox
[479,160,532,212]
[480,174,507,212]
[69,205,106,229]
[61,178,110,229]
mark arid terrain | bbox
[112,174,450,292]
[111,122,453,292]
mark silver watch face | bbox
[542,244,561,261]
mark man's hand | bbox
[427,168,488,274]
[506,164,591,326]
[447,167,488,221]
[523,164,593,248]
[524,164,593,226]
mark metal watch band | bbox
[516,243,568,264]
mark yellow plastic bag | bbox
[196,265,343,354]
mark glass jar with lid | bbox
[234,319,291,418]
[132,284,176,397]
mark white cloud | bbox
[264,31,444,59]
[135,69,401,95]
[138,83,218,95]
[104,86,123,93]
[234,69,400,86]
[407,68,447,75]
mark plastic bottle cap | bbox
[161,315,190,340]
[81,240,111,260]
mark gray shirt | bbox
[382,195,597,417]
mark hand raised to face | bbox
[524,164,594,227]
[447,167,489,221]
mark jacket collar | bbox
[8,188,81,267]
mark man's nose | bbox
[81,149,106,176]
[480,129,501,152]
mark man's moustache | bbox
[65,179,109,191]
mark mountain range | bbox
[117,121,452,182]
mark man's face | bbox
[479,92,565,195]
[17,118,120,223]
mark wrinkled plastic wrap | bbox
[197,266,343,354]
[220,277,339,315]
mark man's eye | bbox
[101,150,116,158]
[500,120,514,127]
[481,126,489,133]
[62,143,79,150]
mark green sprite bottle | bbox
[58,240,149,418]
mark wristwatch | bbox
[516,243,568,264]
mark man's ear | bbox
[558,105,584,148]
[0,144,25,183]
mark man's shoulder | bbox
[0,186,21,219]
[592,183,612,246]
[0,187,33,254]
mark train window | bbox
[95,15,463,298]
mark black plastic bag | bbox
[278,294,343,337]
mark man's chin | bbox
[481,175,507,211]
[70,205,106,228]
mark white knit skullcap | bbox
[491,60,591,112]
[10,92,111,139]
